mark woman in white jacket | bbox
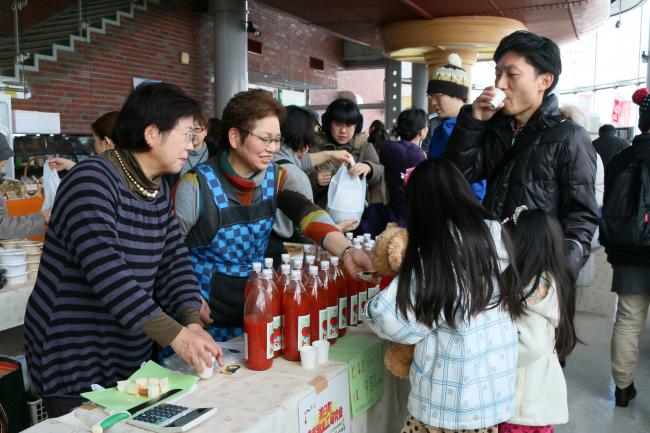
[501,208,579,433]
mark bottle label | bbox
[327,305,338,339]
[319,309,328,341]
[358,290,368,322]
[298,314,311,348]
[368,285,380,300]
[266,322,274,359]
[338,297,347,329]
[280,315,285,349]
[350,295,359,325]
[272,315,282,352]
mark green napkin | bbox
[81,361,199,411]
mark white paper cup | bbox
[198,356,215,379]
[312,340,330,364]
[299,345,318,369]
[490,88,507,109]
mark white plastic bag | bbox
[326,158,366,224]
[41,160,61,210]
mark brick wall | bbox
[9,0,344,134]
[0,0,77,38]
[12,1,211,134]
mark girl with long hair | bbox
[365,158,520,433]
[500,208,578,433]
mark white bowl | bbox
[0,240,23,249]
[26,261,40,271]
[0,250,27,265]
[2,262,27,276]
[6,271,28,285]
[16,242,42,254]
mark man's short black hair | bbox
[493,30,562,96]
[598,124,617,137]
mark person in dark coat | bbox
[603,87,650,407]
[593,124,630,168]
[380,108,428,226]
[445,30,598,274]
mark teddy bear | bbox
[371,222,414,379]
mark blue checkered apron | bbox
[190,162,276,341]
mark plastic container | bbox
[312,340,330,364]
[27,398,48,425]
[0,249,27,265]
[2,262,27,276]
[299,345,317,369]
[6,271,29,285]
[244,281,274,371]
[305,265,327,343]
[320,261,338,344]
[261,269,282,358]
[283,270,310,362]
[26,261,40,271]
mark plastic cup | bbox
[198,356,215,379]
[312,340,330,364]
[299,345,318,369]
[490,88,507,109]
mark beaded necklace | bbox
[114,149,158,199]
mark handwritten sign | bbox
[298,370,350,433]
[329,334,384,418]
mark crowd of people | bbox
[2,27,645,433]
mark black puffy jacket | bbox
[600,133,650,265]
[446,94,598,261]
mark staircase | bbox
[0,0,156,81]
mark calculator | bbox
[127,403,217,432]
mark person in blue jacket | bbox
[427,53,486,202]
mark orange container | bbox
[5,197,45,241]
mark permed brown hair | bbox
[220,89,286,152]
[91,111,119,140]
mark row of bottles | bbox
[244,236,380,371]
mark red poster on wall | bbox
[612,99,631,126]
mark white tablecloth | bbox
[22,326,410,433]
[0,279,35,332]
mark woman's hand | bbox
[171,325,224,373]
[336,219,358,233]
[341,247,374,278]
[199,298,213,327]
[48,157,76,171]
[327,150,352,164]
[348,162,371,178]
[316,170,332,187]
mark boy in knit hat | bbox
[426,53,486,201]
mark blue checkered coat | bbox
[365,220,518,430]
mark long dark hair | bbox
[503,209,578,359]
[321,98,363,144]
[397,159,520,328]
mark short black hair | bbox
[322,98,363,143]
[281,105,316,152]
[393,108,427,141]
[111,82,200,151]
[598,124,617,137]
[494,30,562,96]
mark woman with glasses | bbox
[174,89,372,341]
[163,113,211,188]
[24,82,223,417]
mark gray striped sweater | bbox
[24,156,201,398]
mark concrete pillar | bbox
[209,0,247,116]
[411,63,428,111]
[384,59,402,128]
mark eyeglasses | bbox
[240,128,282,146]
[193,126,206,134]
[175,128,197,145]
[426,93,443,101]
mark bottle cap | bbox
[264,257,273,268]
[330,256,339,265]
[320,261,330,270]
[291,270,301,280]
[281,264,291,274]
[252,262,262,272]
[309,265,319,275]
[262,269,273,279]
